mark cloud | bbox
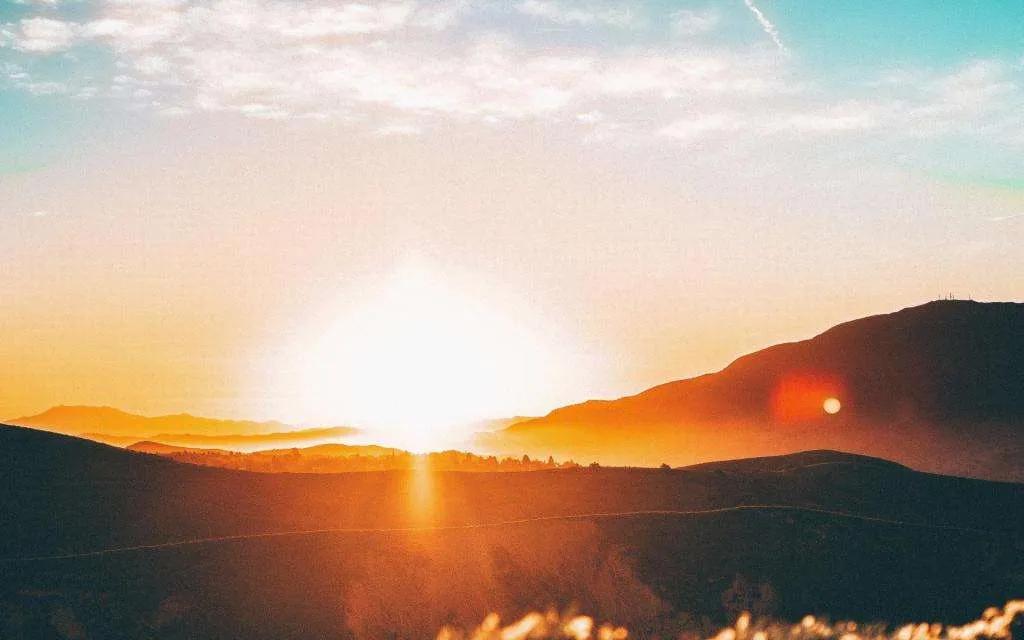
[410,0,467,30]
[575,110,603,124]
[75,0,420,57]
[742,0,786,53]
[13,17,77,52]
[670,8,720,36]
[2,61,71,94]
[516,0,641,29]
[586,52,782,98]
[889,61,1024,140]
[4,0,1023,161]
[988,213,1024,223]
[659,102,882,144]
[772,102,881,133]
[923,61,1016,114]
[658,112,746,142]
[655,59,1023,147]
[375,122,422,136]
[23,80,68,94]
[17,209,54,218]
[11,0,782,124]
[249,1,415,39]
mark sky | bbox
[1,0,1022,437]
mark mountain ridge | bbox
[8,405,361,451]
[486,300,1024,480]
[8,405,292,436]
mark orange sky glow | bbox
[3,29,1023,446]
[2,125,1021,444]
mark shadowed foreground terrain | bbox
[2,425,1023,639]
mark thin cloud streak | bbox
[742,0,787,53]
[988,213,1024,222]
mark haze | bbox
[2,0,1023,439]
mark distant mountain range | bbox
[7,405,360,451]
[1,424,1022,639]
[482,300,1024,481]
[127,441,402,458]
[8,405,288,436]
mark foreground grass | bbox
[438,600,1024,640]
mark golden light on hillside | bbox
[771,373,846,423]
[407,454,439,525]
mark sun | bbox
[287,267,567,451]
[823,397,842,415]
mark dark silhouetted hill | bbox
[487,301,1024,480]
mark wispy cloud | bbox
[658,112,745,143]
[670,8,720,37]
[658,101,880,144]
[4,0,1023,159]
[742,0,786,53]
[12,17,77,52]
[375,122,422,137]
[2,62,72,94]
[516,1,641,29]
[989,213,1024,222]
[4,1,787,127]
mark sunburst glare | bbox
[277,265,577,451]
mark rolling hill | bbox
[8,405,289,437]
[1,424,1022,639]
[126,441,402,458]
[484,300,1024,481]
[8,405,360,451]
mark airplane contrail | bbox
[743,0,787,52]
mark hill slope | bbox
[8,405,293,437]
[2,425,1023,639]
[8,405,360,450]
[486,301,1024,480]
